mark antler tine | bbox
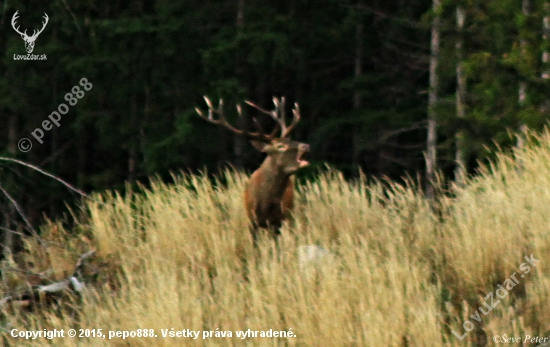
[245,99,281,139]
[245,97,301,139]
[267,97,285,138]
[242,102,281,139]
[204,96,215,110]
[276,97,286,127]
[281,103,301,138]
[237,103,270,135]
[32,13,49,38]
[197,96,276,142]
[11,11,25,36]
[211,97,224,121]
[196,96,241,134]
[244,100,273,117]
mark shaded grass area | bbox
[3,130,550,346]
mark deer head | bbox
[195,96,309,175]
[196,96,310,240]
[11,11,49,54]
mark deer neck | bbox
[255,156,292,198]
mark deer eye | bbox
[276,143,288,150]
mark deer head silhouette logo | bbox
[11,11,49,54]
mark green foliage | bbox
[2,0,550,228]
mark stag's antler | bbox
[196,96,301,141]
[244,97,301,139]
[11,11,25,37]
[195,96,279,143]
[33,13,49,39]
[11,11,49,39]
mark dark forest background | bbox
[1,0,550,251]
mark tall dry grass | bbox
[3,130,550,346]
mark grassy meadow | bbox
[3,130,550,346]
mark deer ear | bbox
[250,140,268,152]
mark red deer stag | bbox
[195,96,310,241]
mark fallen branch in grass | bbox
[0,250,96,310]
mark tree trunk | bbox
[352,2,364,169]
[233,0,246,169]
[3,115,17,254]
[543,3,550,80]
[128,95,138,183]
[517,0,529,154]
[519,0,529,108]
[455,5,466,186]
[426,0,440,200]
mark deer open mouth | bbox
[297,146,309,167]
